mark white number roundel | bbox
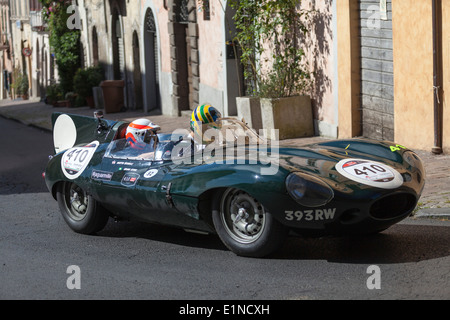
[61,141,99,179]
[335,158,403,189]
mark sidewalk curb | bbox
[0,112,52,133]
[414,208,450,220]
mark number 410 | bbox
[354,164,386,176]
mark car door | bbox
[91,138,158,218]
[135,139,213,231]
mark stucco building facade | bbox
[7,0,54,100]
[0,0,13,99]
[78,0,247,118]
[2,0,447,153]
[77,0,339,139]
[337,0,449,153]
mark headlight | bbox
[403,151,424,172]
[402,151,425,185]
[286,172,334,207]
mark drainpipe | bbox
[432,0,443,154]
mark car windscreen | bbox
[104,138,175,161]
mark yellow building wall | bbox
[392,0,441,151]
[337,0,450,152]
[337,0,361,138]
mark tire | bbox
[212,188,288,258]
[56,182,109,234]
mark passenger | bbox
[189,104,222,152]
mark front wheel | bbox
[56,182,109,234]
[212,188,287,258]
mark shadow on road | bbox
[273,222,450,263]
[95,218,449,262]
[97,219,228,252]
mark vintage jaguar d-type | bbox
[44,112,425,257]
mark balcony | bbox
[30,11,47,32]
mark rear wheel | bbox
[212,188,287,257]
[56,182,109,234]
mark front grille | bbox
[370,193,417,220]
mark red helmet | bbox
[126,118,160,149]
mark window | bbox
[202,0,210,21]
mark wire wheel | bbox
[220,188,266,244]
[212,188,288,257]
[63,182,89,221]
[56,181,109,234]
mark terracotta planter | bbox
[100,80,125,113]
[57,100,71,108]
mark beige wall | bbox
[337,0,361,139]
[198,2,224,90]
[304,0,337,137]
[392,0,435,151]
[337,0,449,152]
[393,0,450,152]
[152,3,170,74]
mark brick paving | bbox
[1,98,449,215]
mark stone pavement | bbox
[1,98,449,217]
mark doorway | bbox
[132,31,143,109]
[144,8,160,111]
[112,9,124,80]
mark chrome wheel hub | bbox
[221,189,266,244]
[66,184,88,221]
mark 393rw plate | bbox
[335,158,403,189]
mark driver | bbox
[125,118,161,158]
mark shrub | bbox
[73,66,104,99]
[230,0,313,98]
[46,83,63,104]
[11,70,29,96]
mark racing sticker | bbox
[143,169,159,179]
[91,170,113,181]
[121,173,140,187]
[335,158,403,189]
[61,141,99,179]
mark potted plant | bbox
[19,75,29,100]
[73,66,104,108]
[46,83,63,107]
[65,92,78,107]
[231,0,314,140]
[55,92,73,108]
[11,70,29,100]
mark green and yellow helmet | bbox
[190,104,222,136]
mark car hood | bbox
[274,138,426,195]
[277,138,408,171]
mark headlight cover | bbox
[403,151,425,173]
[286,172,334,207]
